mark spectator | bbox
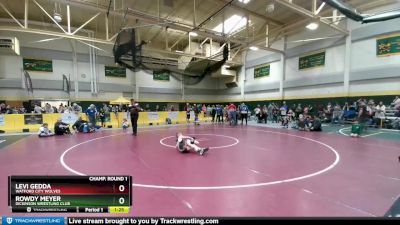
[260,105,268,124]
[58,104,65,113]
[267,104,274,122]
[184,103,191,123]
[38,123,54,137]
[202,104,207,116]
[72,103,82,113]
[332,103,342,124]
[211,105,216,123]
[170,105,175,111]
[216,105,223,123]
[207,105,212,118]
[122,118,129,130]
[375,101,386,127]
[358,101,368,129]
[254,105,261,123]
[192,104,200,125]
[309,117,322,132]
[5,105,12,114]
[34,105,43,114]
[391,96,400,107]
[227,103,237,126]
[239,103,249,125]
[64,106,72,114]
[44,103,53,113]
[163,105,167,111]
[298,116,306,131]
[99,109,106,127]
[145,104,150,112]
[18,107,26,114]
[366,100,376,126]
[54,119,71,135]
[72,117,87,132]
[280,104,287,124]
[155,105,160,112]
[85,104,98,128]
[324,103,332,122]
[52,106,58,113]
[295,103,302,119]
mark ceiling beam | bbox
[215,0,283,27]
[274,0,349,35]
[49,0,284,53]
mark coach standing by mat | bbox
[129,99,142,136]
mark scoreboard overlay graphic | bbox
[8,176,132,213]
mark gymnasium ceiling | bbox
[0,0,397,62]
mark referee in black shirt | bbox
[129,99,142,136]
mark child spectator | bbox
[122,118,129,130]
[38,123,54,137]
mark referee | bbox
[129,99,142,136]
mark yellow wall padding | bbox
[0,112,215,133]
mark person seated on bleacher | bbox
[54,119,71,135]
[324,102,333,123]
[391,96,400,107]
[295,104,302,119]
[38,123,54,137]
[308,116,322,132]
[392,96,400,117]
[297,116,306,131]
[34,105,43,114]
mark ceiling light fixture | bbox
[53,13,62,23]
[189,32,198,37]
[306,22,319,30]
[53,2,62,23]
[249,46,259,51]
[238,0,251,4]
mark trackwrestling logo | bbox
[6,217,13,224]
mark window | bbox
[213,15,248,35]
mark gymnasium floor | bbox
[0,123,399,217]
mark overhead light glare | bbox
[249,46,259,51]
[306,22,319,30]
[238,0,251,4]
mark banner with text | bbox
[254,64,270,78]
[23,58,53,72]
[299,51,325,70]
[105,66,126,78]
[377,34,400,56]
[148,112,160,121]
[24,114,43,125]
[168,111,179,120]
[153,70,170,81]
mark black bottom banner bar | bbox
[66,217,400,225]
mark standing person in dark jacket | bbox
[129,99,142,136]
